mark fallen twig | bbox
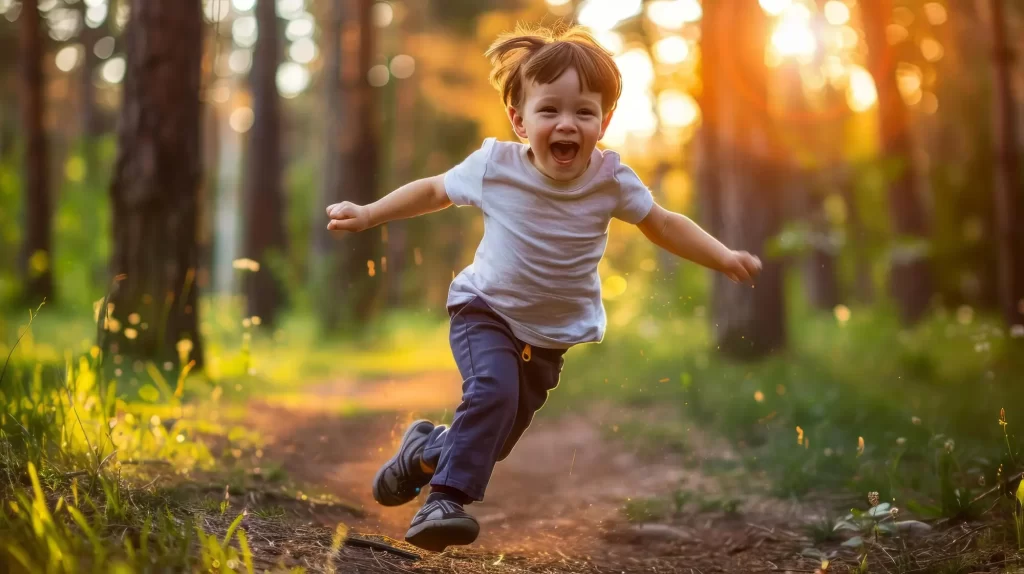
[344,535,420,561]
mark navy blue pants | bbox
[420,295,566,501]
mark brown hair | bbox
[485,24,623,116]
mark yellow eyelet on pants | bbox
[521,344,532,362]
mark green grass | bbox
[3,285,1024,568]
[555,300,1024,521]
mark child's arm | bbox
[636,203,762,283]
[326,175,451,236]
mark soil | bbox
[229,371,842,573]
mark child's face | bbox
[508,67,613,182]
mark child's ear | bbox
[507,105,529,140]
[598,109,615,140]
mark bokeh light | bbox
[759,0,792,17]
[203,0,230,23]
[277,0,304,18]
[85,3,107,28]
[228,49,253,74]
[846,66,877,112]
[232,0,255,12]
[390,55,416,79]
[771,4,816,58]
[232,15,258,48]
[657,90,700,128]
[48,8,81,41]
[55,46,80,72]
[289,37,316,64]
[653,36,690,65]
[367,64,390,87]
[101,56,126,84]
[94,36,116,59]
[593,30,624,55]
[823,0,850,26]
[920,37,944,62]
[229,106,255,132]
[372,2,393,27]
[577,0,642,32]
[285,15,314,41]
[276,62,310,97]
[924,2,947,26]
[646,0,702,30]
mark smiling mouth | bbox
[550,141,580,164]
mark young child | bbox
[326,25,762,552]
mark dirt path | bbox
[242,372,831,572]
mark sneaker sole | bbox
[405,517,480,552]
[371,419,433,507]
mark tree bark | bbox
[316,0,380,330]
[242,0,287,327]
[18,0,53,306]
[987,0,1024,327]
[343,0,381,323]
[107,0,204,367]
[314,0,346,328]
[862,0,934,324]
[709,0,787,359]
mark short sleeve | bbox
[443,138,495,208]
[612,162,655,224]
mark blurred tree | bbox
[861,0,934,324]
[18,0,54,305]
[242,0,287,327]
[696,0,721,240]
[107,0,205,367]
[709,0,787,358]
[316,0,381,330]
[76,0,119,137]
[985,0,1024,327]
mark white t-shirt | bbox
[443,137,654,349]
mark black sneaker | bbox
[404,493,480,552]
[371,419,435,507]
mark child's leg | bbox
[496,346,565,461]
[420,297,523,502]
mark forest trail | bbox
[241,372,826,573]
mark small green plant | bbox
[196,511,254,574]
[832,492,931,548]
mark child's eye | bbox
[539,107,557,114]
[578,109,596,116]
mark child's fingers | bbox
[327,218,359,232]
[328,202,357,219]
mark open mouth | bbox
[550,141,580,164]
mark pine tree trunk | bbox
[314,0,346,329]
[243,0,287,327]
[862,0,933,324]
[385,1,420,308]
[18,0,53,306]
[107,0,204,367]
[342,0,381,323]
[710,0,787,358]
[987,0,1024,327]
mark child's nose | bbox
[555,118,577,132]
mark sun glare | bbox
[846,66,878,112]
[771,4,816,58]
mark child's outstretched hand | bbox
[326,201,371,237]
[722,250,762,284]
